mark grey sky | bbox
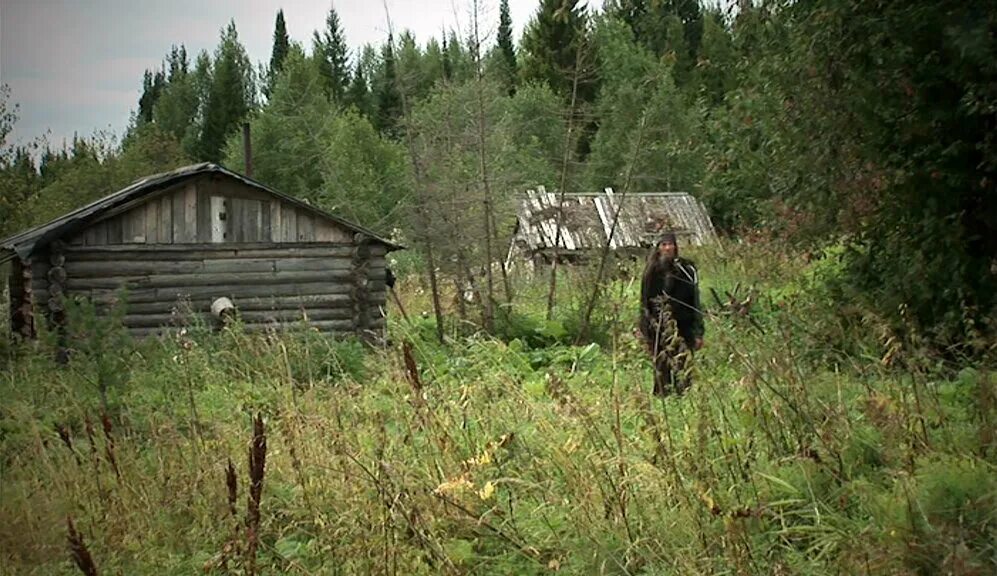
[0,0,541,150]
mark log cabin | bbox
[1,162,401,340]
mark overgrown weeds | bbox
[0,244,994,575]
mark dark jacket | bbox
[640,256,704,346]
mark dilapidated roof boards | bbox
[508,187,717,266]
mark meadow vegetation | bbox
[1,241,993,575]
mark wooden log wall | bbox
[66,176,351,247]
[351,233,371,336]
[52,243,388,337]
[9,258,35,339]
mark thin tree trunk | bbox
[577,114,648,343]
[546,42,584,320]
[473,0,496,332]
[382,4,444,343]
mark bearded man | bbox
[639,232,705,396]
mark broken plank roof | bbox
[514,188,717,254]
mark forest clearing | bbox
[1,0,995,574]
[0,241,992,575]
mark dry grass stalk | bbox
[402,341,422,394]
[99,411,121,480]
[245,412,267,576]
[83,416,106,502]
[55,422,82,466]
[66,516,98,576]
[226,458,238,518]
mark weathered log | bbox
[80,280,388,305]
[62,243,386,259]
[64,260,204,278]
[47,266,67,284]
[62,256,384,278]
[65,269,355,291]
[48,297,66,313]
[91,292,383,315]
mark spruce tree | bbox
[196,21,254,162]
[315,6,350,102]
[266,10,290,98]
[374,34,402,136]
[153,44,199,145]
[519,0,595,103]
[138,69,166,124]
[441,35,453,81]
[496,0,518,96]
[346,63,371,117]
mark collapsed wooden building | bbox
[506,187,717,268]
[1,163,400,339]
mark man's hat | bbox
[656,232,678,246]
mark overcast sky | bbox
[1,0,544,150]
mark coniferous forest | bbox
[1,1,995,574]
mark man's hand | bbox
[694,337,704,350]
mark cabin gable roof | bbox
[0,163,400,262]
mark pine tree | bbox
[496,0,518,96]
[374,34,402,136]
[196,21,254,162]
[265,9,290,98]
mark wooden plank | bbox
[268,202,280,243]
[196,188,212,243]
[172,189,185,243]
[145,199,159,244]
[281,207,297,243]
[183,183,197,243]
[159,195,172,243]
[93,221,108,246]
[125,205,147,243]
[230,198,244,243]
[261,201,272,243]
[84,226,98,246]
[296,212,314,242]
[107,215,124,244]
[314,220,350,242]
[243,200,261,243]
[65,269,355,291]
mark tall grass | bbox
[0,242,994,575]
